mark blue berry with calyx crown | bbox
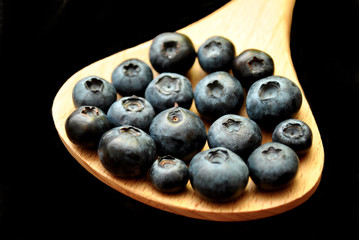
[232,49,274,88]
[207,114,262,160]
[248,142,299,191]
[246,75,302,129]
[72,76,117,112]
[149,104,206,162]
[272,119,313,154]
[197,36,235,73]
[189,147,249,202]
[65,106,112,149]
[149,32,196,74]
[149,155,189,193]
[194,71,244,120]
[107,95,155,131]
[145,72,194,113]
[111,58,153,97]
[98,126,157,178]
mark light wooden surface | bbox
[52,0,324,221]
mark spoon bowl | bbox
[52,0,324,221]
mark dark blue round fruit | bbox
[149,155,189,193]
[65,106,112,148]
[194,71,244,120]
[149,105,206,162]
[246,76,302,128]
[189,147,249,202]
[72,76,117,112]
[111,58,153,97]
[232,49,274,88]
[98,126,157,178]
[107,95,155,131]
[272,119,313,154]
[207,114,262,160]
[149,32,196,74]
[145,72,194,113]
[197,36,235,73]
[248,142,299,191]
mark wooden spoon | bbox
[52,0,324,221]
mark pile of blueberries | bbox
[65,32,313,202]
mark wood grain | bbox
[52,0,324,221]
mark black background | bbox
[1,0,359,238]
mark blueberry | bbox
[189,147,249,202]
[272,119,313,154]
[194,71,244,120]
[248,142,299,191]
[207,114,262,160]
[149,155,189,193]
[65,106,112,148]
[149,32,196,74]
[246,76,302,128]
[145,72,194,113]
[107,95,155,131]
[197,36,235,73]
[98,126,157,178]
[232,49,274,88]
[111,58,153,97]
[72,76,117,112]
[149,105,207,162]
